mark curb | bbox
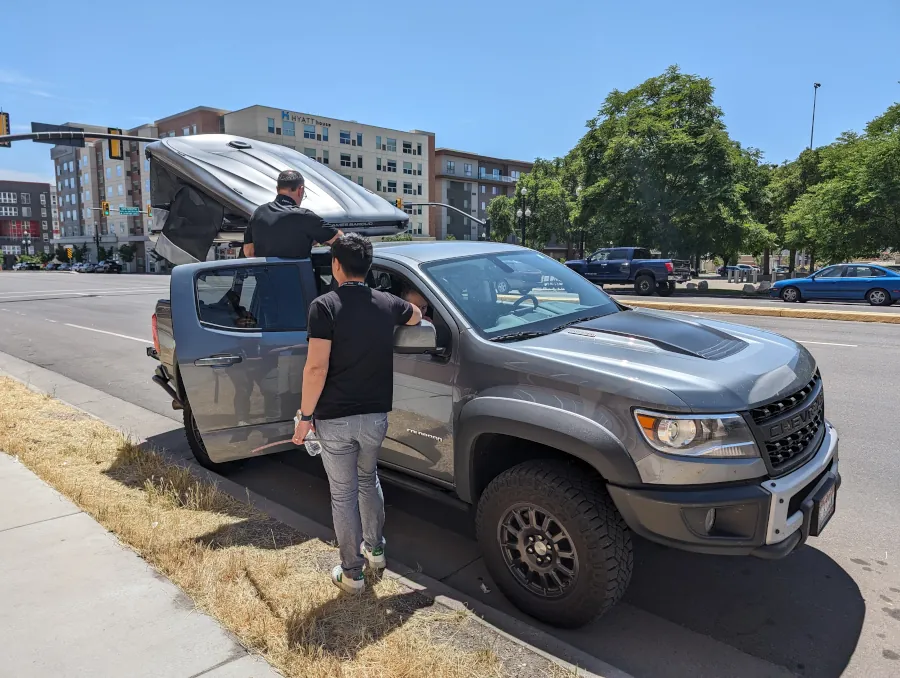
[0,352,631,678]
[625,299,900,323]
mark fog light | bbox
[704,508,716,533]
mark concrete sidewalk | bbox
[0,454,279,678]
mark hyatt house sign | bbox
[281,110,331,127]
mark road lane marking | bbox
[0,287,167,298]
[64,323,151,344]
[45,319,57,323]
[799,340,857,348]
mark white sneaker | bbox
[360,539,386,570]
[331,565,365,594]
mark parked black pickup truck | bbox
[565,247,691,296]
[148,241,840,630]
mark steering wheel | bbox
[511,294,540,315]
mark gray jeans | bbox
[316,412,389,578]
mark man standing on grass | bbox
[292,233,422,593]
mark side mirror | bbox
[393,319,437,354]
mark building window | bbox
[283,121,296,136]
[357,155,363,169]
[322,126,329,141]
[267,118,275,133]
[340,153,351,167]
[0,206,17,216]
[341,174,352,181]
[64,194,69,204]
[118,184,124,196]
[340,130,351,144]
[386,138,397,152]
[387,160,397,173]
[386,180,397,194]
[41,208,47,217]
[322,150,329,165]
[20,193,31,204]
[403,141,412,154]
[0,192,16,203]
[511,170,521,180]
[446,161,455,174]
[106,167,111,179]
[57,181,62,191]
[145,180,150,191]
[464,163,472,176]
[144,159,150,171]
[463,199,468,209]
[417,183,422,195]
[403,182,414,195]
[493,169,500,179]
[357,132,363,146]
[478,167,486,178]
[304,148,316,159]
[85,191,91,201]
[303,124,315,139]
[403,161,413,175]
[56,165,61,176]
[417,163,423,176]
[357,176,364,186]
[417,143,422,156]
[376,135,382,149]
[376,157,382,171]
[492,186,498,195]
[117,165,122,176]
[480,185,485,194]
[377,178,382,192]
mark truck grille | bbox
[750,372,825,474]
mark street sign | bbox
[31,122,85,147]
[118,206,141,216]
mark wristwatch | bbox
[298,412,314,422]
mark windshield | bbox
[421,250,620,339]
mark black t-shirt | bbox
[307,283,414,420]
[244,194,338,258]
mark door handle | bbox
[194,355,243,367]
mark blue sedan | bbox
[770,263,900,306]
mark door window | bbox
[195,264,306,331]
[845,266,883,278]
[815,266,844,279]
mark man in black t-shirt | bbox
[243,169,342,258]
[292,233,422,593]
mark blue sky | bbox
[1,0,897,182]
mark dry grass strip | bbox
[0,377,576,678]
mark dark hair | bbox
[331,233,372,278]
[276,169,305,191]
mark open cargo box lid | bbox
[146,134,409,265]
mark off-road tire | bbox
[635,274,655,296]
[476,460,633,628]
[183,398,227,471]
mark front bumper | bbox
[607,421,839,558]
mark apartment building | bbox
[155,106,227,138]
[50,122,158,271]
[433,149,533,241]
[0,180,53,268]
[223,105,437,237]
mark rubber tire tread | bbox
[635,274,655,296]
[475,460,633,628]
[182,399,226,471]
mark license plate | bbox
[815,483,837,534]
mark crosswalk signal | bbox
[101,201,110,216]
[0,112,10,148]
[394,198,403,209]
[107,128,123,160]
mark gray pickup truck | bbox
[148,241,840,628]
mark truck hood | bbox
[565,259,587,268]
[146,134,408,264]
[505,308,816,412]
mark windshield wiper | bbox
[488,330,550,343]
[551,315,604,333]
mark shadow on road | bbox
[143,426,865,677]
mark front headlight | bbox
[634,410,759,458]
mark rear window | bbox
[633,248,653,259]
[195,264,306,331]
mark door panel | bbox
[172,260,316,463]
[802,266,844,299]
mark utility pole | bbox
[809,83,821,150]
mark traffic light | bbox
[101,201,110,216]
[65,246,73,261]
[394,198,403,209]
[146,204,152,218]
[0,112,10,148]
[107,128,123,160]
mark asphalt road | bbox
[2,271,899,677]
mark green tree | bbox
[381,233,413,242]
[54,245,67,262]
[118,244,137,262]
[97,245,110,262]
[578,66,744,258]
[486,196,516,242]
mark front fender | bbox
[454,396,641,503]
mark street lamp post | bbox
[21,230,32,256]
[809,82,821,150]
[516,187,531,248]
[575,186,583,257]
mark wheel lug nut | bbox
[527,547,534,553]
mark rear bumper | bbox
[607,422,839,558]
